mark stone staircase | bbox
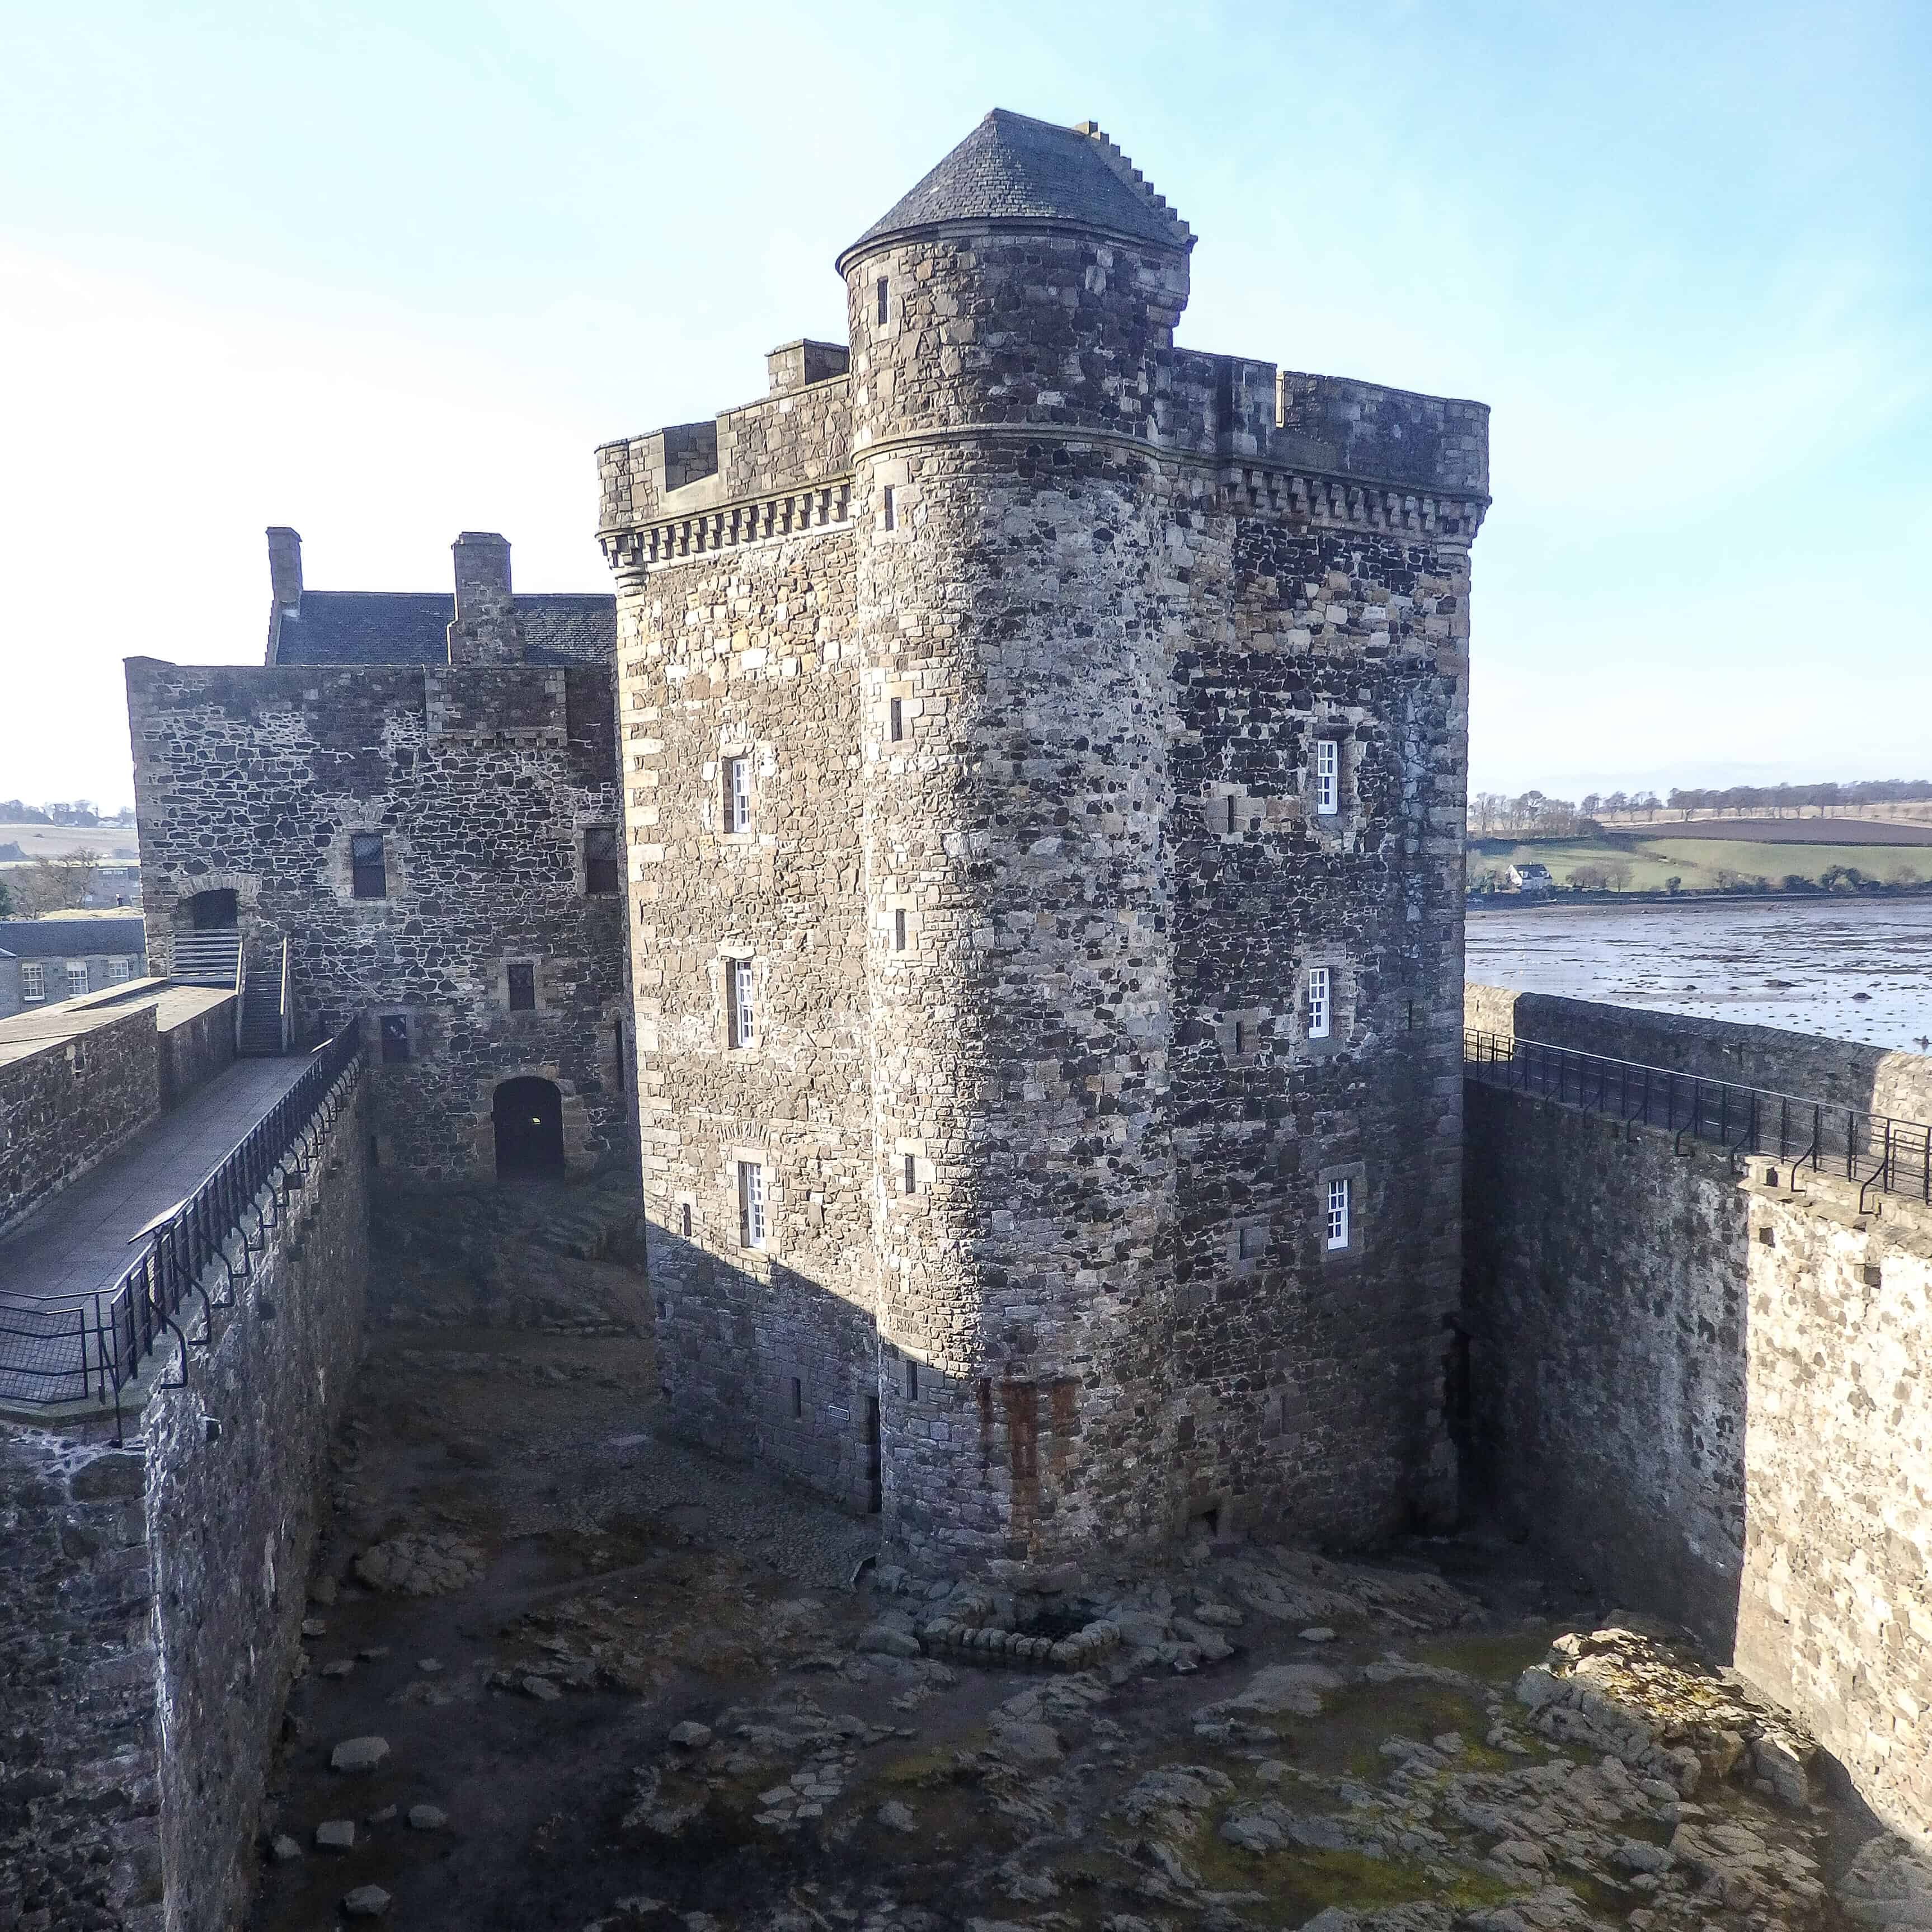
[170,930,241,988]
[238,969,284,1056]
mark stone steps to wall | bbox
[238,971,283,1056]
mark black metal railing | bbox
[1465,1028,1932,1208]
[0,1023,363,1427]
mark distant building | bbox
[1507,862,1554,896]
[0,915,147,1018]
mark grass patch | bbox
[1469,835,1929,891]
[1189,1832,1521,1917]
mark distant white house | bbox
[1507,862,1555,896]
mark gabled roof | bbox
[270,592,616,668]
[839,111,1192,268]
[0,917,146,959]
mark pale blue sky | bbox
[2,1,1926,810]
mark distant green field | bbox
[1469,836,1929,892]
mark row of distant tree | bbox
[1472,778,1932,836]
[0,848,104,920]
[0,798,135,827]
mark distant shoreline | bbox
[1469,887,1932,915]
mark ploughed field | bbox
[245,1325,1925,1932]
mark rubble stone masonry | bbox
[125,660,629,1182]
[1463,993,1931,1843]
[598,115,1487,1574]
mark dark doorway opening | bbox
[493,1077,564,1179]
[187,888,238,930]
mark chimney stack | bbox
[446,532,524,665]
[267,527,303,610]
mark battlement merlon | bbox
[596,356,1486,556]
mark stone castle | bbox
[124,110,1489,1579]
[3,111,1922,1930]
[596,110,1487,1573]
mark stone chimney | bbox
[267,527,303,610]
[446,532,524,665]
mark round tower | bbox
[838,112,1195,1577]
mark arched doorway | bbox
[187,887,238,930]
[493,1077,564,1179]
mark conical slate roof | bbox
[838,111,1193,268]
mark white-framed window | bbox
[1307,966,1331,1040]
[1314,739,1340,816]
[20,962,45,1003]
[726,957,755,1049]
[107,956,133,983]
[66,961,88,998]
[722,756,752,834]
[738,1159,767,1249]
[1326,1177,1352,1252]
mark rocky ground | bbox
[246,1224,1930,1932]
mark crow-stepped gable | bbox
[596,111,1490,1577]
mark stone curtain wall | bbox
[126,659,629,1182]
[0,1003,160,1237]
[0,1073,369,1930]
[1463,1014,1931,1844]
[614,529,877,1510]
[156,989,236,1110]
[1466,984,1932,1124]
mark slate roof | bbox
[0,918,146,960]
[269,592,616,668]
[840,111,1193,266]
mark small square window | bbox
[738,1160,767,1250]
[722,756,751,835]
[584,826,621,895]
[21,962,45,1003]
[680,1201,693,1239]
[107,956,133,983]
[890,696,904,742]
[1239,1223,1267,1261]
[727,957,755,1049]
[893,908,906,952]
[379,1014,411,1063]
[1314,740,1340,817]
[507,962,536,1012]
[350,832,387,898]
[882,485,896,532]
[1326,1177,1351,1251]
[1307,966,1331,1040]
[875,276,889,326]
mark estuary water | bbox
[1466,896,1932,1054]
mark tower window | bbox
[893,908,906,952]
[722,756,752,834]
[1314,740,1341,816]
[726,957,755,1049]
[1239,1222,1267,1260]
[905,1357,919,1401]
[791,1376,803,1418]
[351,832,387,899]
[1226,794,1237,834]
[379,1014,410,1063]
[507,962,536,1012]
[890,697,904,742]
[882,485,896,532]
[738,1160,767,1249]
[584,826,621,895]
[680,1201,693,1239]
[903,1152,916,1195]
[1307,966,1331,1040]
[1326,1177,1352,1251]
[1233,1019,1247,1056]
[875,276,889,326]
